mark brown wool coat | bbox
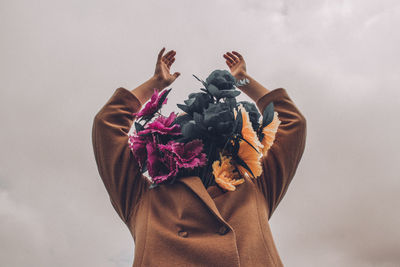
[92,87,307,267]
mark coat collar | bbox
[178,176,228,225]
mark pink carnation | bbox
[158,139,207,169]
[133,88,169,118]
[146,135,179,184]
[128,133,149,169]
[139,112,181,136]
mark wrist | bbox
[150,75,168,90]
[130,76,168,106]
[233,71,248,82]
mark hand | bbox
[223,51,247,79]
[153,47,181,88]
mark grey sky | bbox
[1,0,399,266]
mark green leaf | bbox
[176,103,191,113]
[238,136,259,153]
[142,161,148,173]
[207,84,219,96]
[218,89,241,98]
[261,102,275,128]
[149,183,159,189]
[225,97,237,108]
[233,108,243,134]
[233,136,240,154]
[234,156,256,178]
[157,88,172,110]
[184,98,196,106]
[134,122,144,132]
[192,74,208,87]
[138,132,152,138]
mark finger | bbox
[161,57,169,64]
[157,47,166,61]
[162,54,173,64]
[173,72,180,78]
[225,60,233,68]
[165,55,174,63]
[165,50,176,60]
[225,52,237,63]
[232,51,243,60]
[161,51,173,63]
[227,52,239,62]
[164,50,175,60]
[167,57,175,68]
[223,54,235,64]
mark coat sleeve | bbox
[92,87,149,224]
[255,88,307,220]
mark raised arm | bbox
[224,51,307,220]
[92,47,181,224]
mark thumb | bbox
[173,72,181,79]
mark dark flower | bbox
[180,120,204,140]
[203,70,241,100]
[173,113,192,128]
[206,69,237,90]
[178,102,235,146]
[176,92,213,116]
[206,83,241,100]
[203,103,234,134]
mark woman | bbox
[92,47,307,267]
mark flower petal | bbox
[261,111,281,156]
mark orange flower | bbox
[213,105,281,191]
[234,104,263,179]
[260,111,281,156]
[212,153,244,191]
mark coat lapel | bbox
[178,176,227,224]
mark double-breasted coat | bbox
[92,86,307,267]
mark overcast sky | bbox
[1,0,399,266]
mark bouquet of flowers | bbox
[128,69,281,191]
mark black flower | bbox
[206,69,237,90]
[176,92,213,116]
[202,103,235,145]
[178,102,235,147]
[204,70,241,100]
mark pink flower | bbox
[158,139,207,169]
[139,112,181,136]
[153,153,180,184]
[146,135,179,184]
[129,101,207,185]
[129,112,184,184]
[133,88,170,118]
[128,133,148,169]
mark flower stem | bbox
[204,142,215,187]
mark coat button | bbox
[218,225,229,235]
[178,230,188,237]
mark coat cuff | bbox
[255,88,289,114]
